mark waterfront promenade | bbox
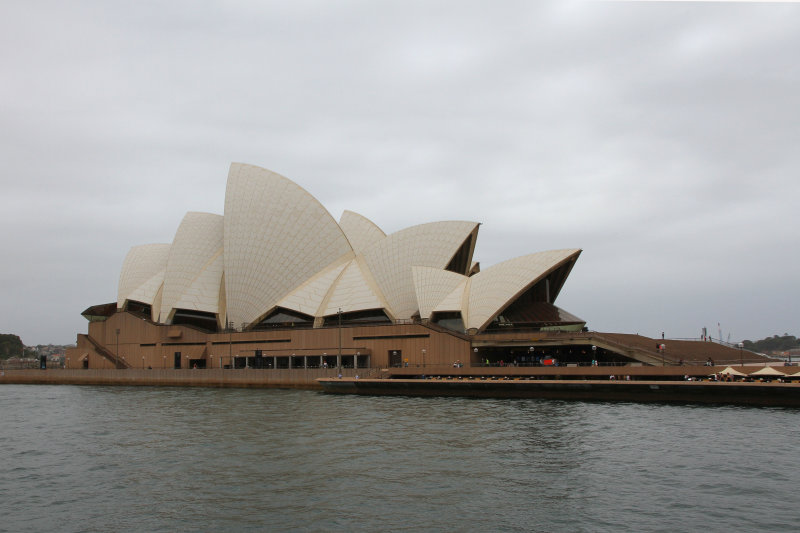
[0,367,358,389]
[318,377,800,406]
[3,365,799,406]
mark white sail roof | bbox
[117,243,171,309]
[161,212,224,321]
[276,257,351,317]
[115,163,583,332]
[360,221,479,319]
[339,210,386,254]
[466,249,582,331]
[321,258,387,316]
[223,163,354,326]
[170,252,224,317]
[412,266,468,320]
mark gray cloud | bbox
[1,0,797,345]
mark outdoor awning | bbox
[749,366,786,377]
[718,366,746,376]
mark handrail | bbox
[583,333,667,363]
[418,320,470,340]
[84,334,131,369]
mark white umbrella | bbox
[749,366,786,377]
[718,366,747,376]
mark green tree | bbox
[0,334,25,359]
[742,334,799,354]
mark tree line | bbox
[0,334,24,359]
[742,334,799,354]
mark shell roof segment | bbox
[117,243,171,309]
[339,210,386,254]
[412,266,468,320]
[432,278,470,315]
[276,257,351,317]
[321,258,386,316]
[466,249,582,331]
[360,221,479,319]
[223,163,354,326]
[115,162,583,331]
[161,212,224,321]
[170,252,224,316]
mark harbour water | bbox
[1,385,798,532]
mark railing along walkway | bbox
[83,334,130,369]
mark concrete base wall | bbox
[320,378,800,407]
[0,368,363,389]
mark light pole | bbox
[142,356,144,369]
[228,320,233,369]
[592,345,597,366]
[163,355,166,369]
[356,351,361,369]
[738,342,744,367]
[474,347,480,365]
[422,348,426,368]
[338,308,343,367]
[210,354,214,369]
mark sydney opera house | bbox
[69,162,677,373]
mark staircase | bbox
[590,333,768,366]
[81,334,131,369]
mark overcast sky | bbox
[1,0,797,346]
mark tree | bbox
[0,334,25,359]
[742,334,799,354]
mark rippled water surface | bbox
[1,385,799,532]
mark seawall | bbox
[318,378,800,407]
[0,368,357,389]
[5,368,799,407]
